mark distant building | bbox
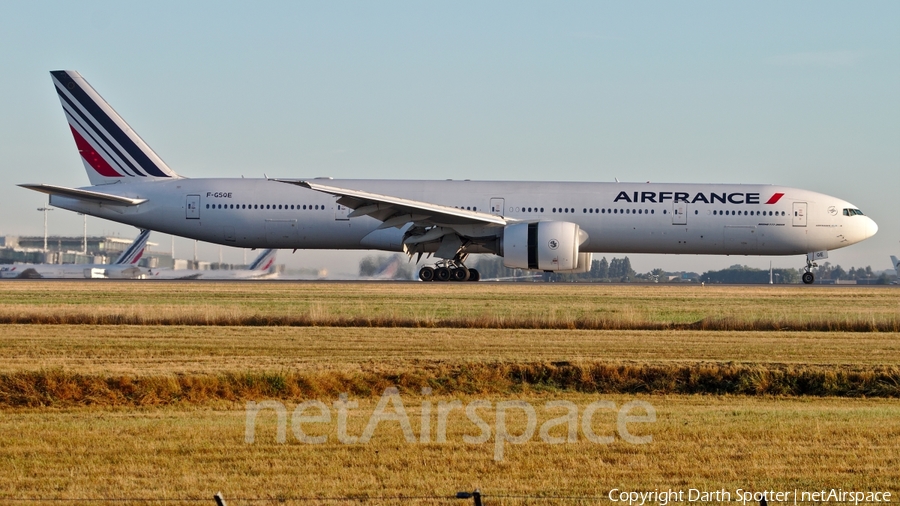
[0,234,171,268]
[0,234,279,272]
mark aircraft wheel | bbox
[419,266,435,282]
[452,266,470,282]
[436,267,452,282]
[802,272,814,285]
[467,268,480,282]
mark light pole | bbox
[77,213,87,254]
[37,207,54,256]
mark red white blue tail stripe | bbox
[248,249,277,271]
[51,70,179,185]
[113,229,151,265]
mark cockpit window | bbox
[843,208,865,216]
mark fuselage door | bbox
[186,194,200,219]
[793,202,807,227]
[490,198,505,217]
[672,202,687,225]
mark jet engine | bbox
[501,221,588,271]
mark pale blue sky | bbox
[1,1,897,275]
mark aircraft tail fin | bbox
[248,249,277,272]
[50,70,180,185]
[113,229,151,265]
[891,255,900,274]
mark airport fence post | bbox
[214,492,227,506]
[456,489,483,506]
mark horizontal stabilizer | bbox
[19,183,147,206]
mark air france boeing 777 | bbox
[21,71,878,283]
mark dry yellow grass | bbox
[1,324,898,405]
[1,282,897,502]
[0,395,897,503]
[0,281,898,330]
[1,325,898,375]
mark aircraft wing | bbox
[19,184,148,206]
[273,180,509,228]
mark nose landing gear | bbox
[802,256,817,285]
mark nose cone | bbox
[866,217,878,239]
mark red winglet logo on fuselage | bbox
[765,193,785,204]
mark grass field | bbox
[0,281,898,330]
[2,396,898,504]
[0,281,897,503]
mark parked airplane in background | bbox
[0,229,150,279]
[365,255,405,280]
[21,70,878,284]
[146,248,277,280]
[891,256,900,284]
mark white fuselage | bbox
[49,179,877,257]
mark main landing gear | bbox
[419,260,480,282]
[802,256,816,285]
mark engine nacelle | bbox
[502,221,588,271]
[556,252,593,274]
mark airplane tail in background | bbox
[113,230,152,265]
[50,70,180,185]
[248,249,278,272]
[891,256,900,276]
